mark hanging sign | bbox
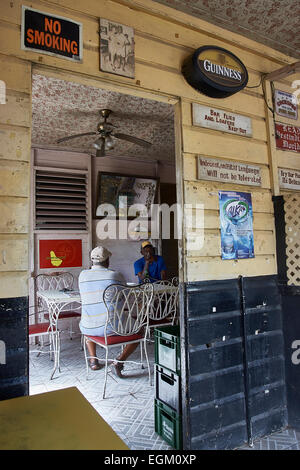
[39,239,82,269]
[198,156,261,186]
[275,90,298,120]
[275,123,300,153]
[278,168,300,191]
[193,103,252,137]
[219,191,254,260]
[21,6,82,62]
[182,46,248,98]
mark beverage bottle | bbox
[222,224,236,259]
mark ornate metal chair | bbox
[83,282,154,399]
[35,272,81,339]
[148,280,179,330]
[28,305,60,380]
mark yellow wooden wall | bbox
[0,0,299,295]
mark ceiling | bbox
[153,0,300,59]
[31,74,175,161]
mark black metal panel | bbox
[273,195,288,285]
[242,275,288,441]
[183,278,247,450]
[191,422,248,451]
[0,296,29,400]
[281,292,300,429]
[182,275,287,450]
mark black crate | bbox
[154,325,180,375]
[154,399,182,450]
[155,364,181,412]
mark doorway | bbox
[29,69,182,450]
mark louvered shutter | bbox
[35,169,88,231]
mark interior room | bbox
[29,72,178,450]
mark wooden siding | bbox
[0,52,31,297]
[0,0,299,294]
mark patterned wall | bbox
[153,0,300,58]
[32,74,175,161]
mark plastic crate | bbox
[154,325,180,375]
[155,364,181,412]
[154,398,182,450]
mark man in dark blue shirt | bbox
[134,241,167,283]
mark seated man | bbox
[134,241,167,283]
[79,245,138,377]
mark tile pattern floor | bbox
[30,335,300,451]
[29,334,172,450]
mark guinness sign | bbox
[182,46,248,98]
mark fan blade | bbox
[96,138,105,157]
[112,132,152,148]
[57,132,97,143]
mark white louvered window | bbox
[34,169,88,231]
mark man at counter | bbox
[134,241,167,283]
[79,245,138,377]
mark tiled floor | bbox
[29,334,172,450]
[30,334,300,451]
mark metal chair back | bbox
[35,272,74,291]
[149,280,179,324]
[103,283,154,337]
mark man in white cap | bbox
[79,246,137,376]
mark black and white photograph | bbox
[99,18,134,78]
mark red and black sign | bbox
[182,46,248,98]
[21,6,82,62]
[275,123,300,153]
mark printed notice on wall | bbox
[21,6,82,62]
[192,103,252,137]
[275,90,298,120]
[278,168,300,191]
[219,191,254,260]
[198,156,261,186]
[275,123,300,153]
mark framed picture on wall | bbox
[99,18,135,78]
[95,172,159,219]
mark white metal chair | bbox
[28,306,60,380]
[148,280,179,331]
[35,272,81,339]
[83,282,154,399]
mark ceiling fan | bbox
[56,109,152,157]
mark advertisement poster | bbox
[39,239,82,269]
[219,191,254,260]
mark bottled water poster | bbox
[219,191,254,260]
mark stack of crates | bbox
[154,324,182,450]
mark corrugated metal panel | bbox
[242,275,288,441]
[0,297,28,400]
[182,275,287,450]
[183,279,248,450]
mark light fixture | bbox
[104,135,114,150]
[92,138,103,150]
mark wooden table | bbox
[0,387,128,450]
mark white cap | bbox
[90,246,112,262]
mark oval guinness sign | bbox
[182,46,248,98]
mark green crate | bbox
[154,398,182,450]
[154,325,180,375]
